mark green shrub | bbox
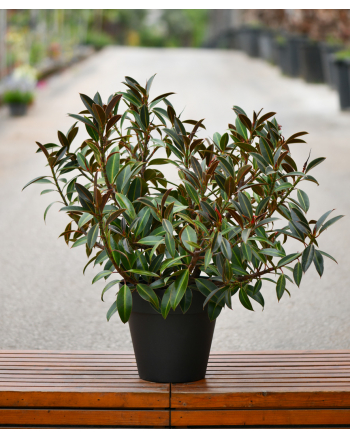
[2,90,34,104]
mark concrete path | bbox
[1,47,349,352]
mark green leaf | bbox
[160,255,186,273]
[78,212,93,228]
[319,215,344,234]
[106,301,118,321]
[161,284,173,319]
[117,285,132,323]
[256,197,270,216]
[184,181,200,206]
[315,210,334,233]
[273,182,293,193]
[306,157,326,173]
[136,284,159,309]
[162,219,173,235]
[220,237,232,260]
[259,248,285,258]
[106,147,120,183]
[277,253,301,268]
[293,262,302,287]
[204,249,212,270]
[239,288,254,311]
[22,176,52,190]
[76,152,90,171]
[259,137,274,166]
[241,228,251,243]
[87,223,99,249]
[115,193,136,219]
[297,189,310,213]
[60,206,86,213]
[207,301,222,321]
[101,280,120,302]
[172,269,189,310]
[238,192,253,220]
[181,226,197,252]
[44,202,57,222]
[127,269,159,277]
[301,245,315,273]
[195,278,217,300]
[313,250,324,277]
[138,235,164,246]
[92,270,114,284]
[71,236,87,248]
[241,242,252,261]
[165,233,176,257]
[180,287,192,314]
[276,274,286,301]
[68,113,98,131]
[318,250,337,264]
[246,287,264,309]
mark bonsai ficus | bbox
[24,75,343,323]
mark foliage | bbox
[84,31,114,50]
[335,49,350,61]
[24,75,343,323]
[2,65,37,105]
[2,90,34,104]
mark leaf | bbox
[78,212,93,228]
[239,288,254,311]
[238,192,253,221]
[44,202,57,222]
[160,255,186,273]
[106,301,118,321]
[220,237,232,260]
[236,164,252,183]
[180,287,192,314]
[273,182,293,193]
[207,301,222,321]
[256,197,270,216]
[241,228,251,243]
[136,284,159,309]
[106,147,120,183]
[101,280,120,302]
[138,235,164,246]
[277,253,301,268]
[184,181,200,206]
[117,285,132,323]
[115,193,136,220]
[319,215,344,234]
[172,269,189,310]
[315,210,334,233]
[204,249,212,270]
[77,152,89,171]
[162,219,173,235]
[259,137,274,166]
[306,157,326,173]
[318,250,337,264]
[87,223,99,249]
[235,142,256,153]
[22,176,52,190]
[259,248,285,258]
[301,245,315,273]
[276,274,286,301]
[181,226,197,252]
[297,189,310,213]
[161,284,173,319]
[127,269,159,277]
[106,209,126,227]
[293,262,302,287]
[195,278,218,300]
[92,270,114,284]
[165,233,176,258]
[71,236,87,248]
[313,249,324,277]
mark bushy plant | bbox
[2,65,37,105]
[24,75,343,323]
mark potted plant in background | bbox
[332,49,350,111]
[298,38,325,83]
[319,37,343,89]
[2,65,37,116]
[23,75,343,383]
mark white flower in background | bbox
[4,65,38,93]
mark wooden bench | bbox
[1,350,350,427]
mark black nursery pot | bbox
[333,58,350,111]
[239,27,261,58]
[8,102,28,116]
[299,40,325,83]
[320,42,343,89]
[127,285,216,383]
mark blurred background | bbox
[1,9,350,352]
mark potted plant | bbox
[319,37,343,89]
[332,49,350,111]
[298,38,325,83]
[23,75,343,383]
[2,65,36,116]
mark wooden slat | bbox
[171,409,350,426]
[0,409,169,427]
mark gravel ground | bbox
[1,47,349,352]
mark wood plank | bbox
[0,409,169,427]
[170,390,350,409]
[0,390,169,408]
[171,409,350,426]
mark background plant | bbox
[24,75,343,323]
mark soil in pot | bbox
[299,40,325,83]
[8,103,28,116]
[126,284,216,383]
[333,58,350,111]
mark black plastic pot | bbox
[319,42,343,89]
[299,40,325,83]
[127,285,216,383]
[333,58,350,111]
[8,102,28,116]
[258,30,276,63]
[239,27,261,58]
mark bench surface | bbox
[1,350,350,427]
